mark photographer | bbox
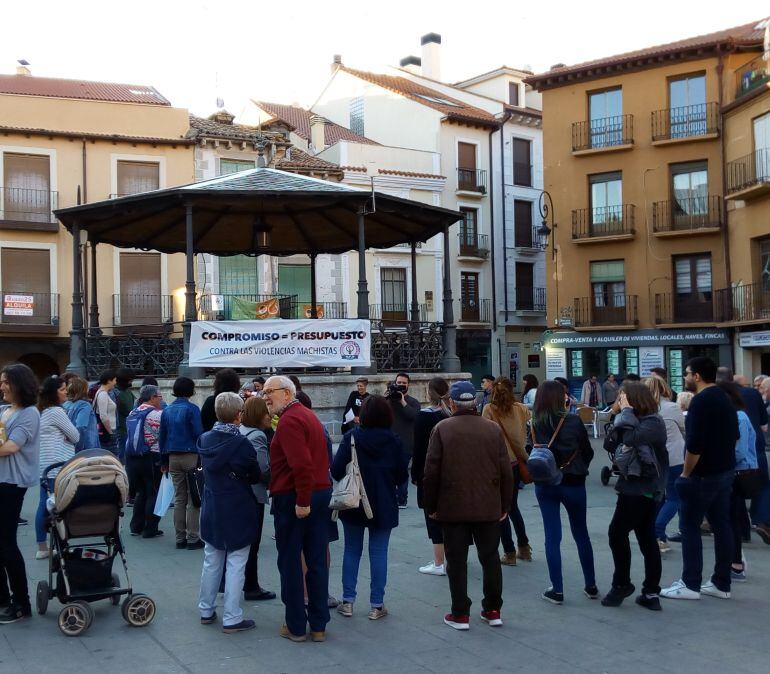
[387,372,420,508]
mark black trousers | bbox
[608,493,661,595]
[125,454,160,536]
[442,520,502,616]
[243,502,266,592]
[0,483,29,607]
[500,464,529,552]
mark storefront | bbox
[543,328,731,396]
[734,328,770,378]
[457,329,491,386]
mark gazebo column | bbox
[310,253,318,318]
[442,224,461,373]
[88,236,101,335]
[409,241,420,324]
[353,211,376,375]
[179,203,204,378]
[66,221,86,376]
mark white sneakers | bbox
[419,561,446,576]
[35,550,49,560]
[700,581,730,599]
[661,579,700,600]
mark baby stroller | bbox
[37,449,156,636]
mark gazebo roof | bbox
[55,168,462,255]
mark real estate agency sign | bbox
[3,294,34,316]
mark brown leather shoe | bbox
[500,552,517,566]
[310,630,326,642]
[279,624,307,642]
[517,545,533,561]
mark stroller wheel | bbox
[121,594,156,627]
[110,574,120,606]
[36,580,49,615]
[58,602,93,636]
[600,466,612,486]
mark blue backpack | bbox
[125,407,154,457]
[527,417,573,486]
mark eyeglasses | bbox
[262,387,287,396]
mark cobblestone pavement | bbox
[2,440,769,673]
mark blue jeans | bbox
[198,543,249,626]
[677,469,734,592]
[35,478,56,545]
[750,450,770,525]
[535,483,596,594]
[341,523,392,608]
[655,463,683,540]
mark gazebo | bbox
[54,167,464,376]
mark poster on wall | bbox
[545,347,567,380]
[3,294,34,316]
[639,347,665,376]
[189,319,371,368]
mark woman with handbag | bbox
[331,395,408,620]
[482,377,532,565]
[92,369,118,454]
[532,380,597,605]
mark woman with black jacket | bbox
[532,381,597,605]
[602,381,668,611]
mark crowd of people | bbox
[0,357,767,636]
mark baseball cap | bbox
[450,380,476,402]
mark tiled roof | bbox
[255,101,378,145]
[278,148,342,173]
[0,74,170,105]
[378,168,445,179]
[0,124,193,145]
[503,104,542,118]
[181,168,359,193]
[339,67,498,127]
[188,114,284,143]
[527,18,768,90]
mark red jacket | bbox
[269,402,330,507]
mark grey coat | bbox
[240,425,271,504]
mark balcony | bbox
[0,291,59,332]
[457,232,489,259]
[736,54,770,100]
[574,295,638,328]
[651,103,719,144]
[572,115,634,154]
[515,287,546,312]
[113,294,174,326]
[715,283,770,325]
[514,227,546,254]
[0,188,59,231]
[726,149,770,200]
[652,195,722,236]
[572,205,635,242]
[198,293,296,321]
[513,162,532,187]
[459,297,491,324]
[456,167,487,195]
[369,303,429,323]
[654,292,714,325]
[295,301,348,319]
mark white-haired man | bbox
[263,375,331,642]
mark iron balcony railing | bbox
[715,283,770,324]
[726,149,770,194]
[457,167,488,193]
[198,293,296,321]
[459,297,491,323]
[513,162,532,187]
[651,102,719,141]
[574,294,638,327]
[736,53,770,98]
[572,204,635,239]
[113,294,174,326]
[652,195,722,233]
[515,226,546,250]
[0,188,58,224]
[654,292,714,324]
[572,114,633,152]
[0,291,59,326]
[368,303,429,322]
[458,232,490,258]
[515,287,546,312]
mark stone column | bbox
[442,224,461,373]
[66,221,86,375]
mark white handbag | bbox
[329,434,373,521]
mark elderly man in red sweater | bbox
[264,375,331,643]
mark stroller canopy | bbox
[54,449,129,513]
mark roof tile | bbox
[0,73,170,105]
[255,102,378,145]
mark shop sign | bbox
[543,329,729,348]
[639,347,665,376]
[545,347,567,379]
[739,330,770,348]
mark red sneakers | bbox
[480,610,503,626]
[443,613,470,630]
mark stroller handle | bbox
[41,461,67,488]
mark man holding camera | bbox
[387,372,420,508]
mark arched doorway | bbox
[18,353,59,381]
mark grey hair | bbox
[265,375,296,397]
[215,391,244,423]
[138,384,159,403]
[452,399,477,411]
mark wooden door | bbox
[119,252,161,325]
[515,263,534,310]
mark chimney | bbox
[331,54,342,74]
[212,110,235,125]
[16,59,31,76]
[421,33,441,80]
[399,55,422,76]
[309,115,326,153]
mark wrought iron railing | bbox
[515,287,546,312]
[0,291,59,326]
[652,195,722,232]
[726,149,770,194]
[574,294,638,327]
[715,283,770,323]
[572,114,633,151]
[458,232,490,258]
[572,205,635,239]
[369,303,429,322]
[457,167,488,193]
[371,321,444,372]
[515,226,546,250]
[513,162,532,187]
[651,102,719,141]
[736,53,770,98]
[459,297,491,323]
[654,292,714,324]
[113,294,174,326]
[198,293,296,321]
[0,188,58,223]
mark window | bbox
[460,271,480,321]
[760,239,770,292]
[1,247,52,325]
[219,159,255,176]
[514,199,533,247]
[669,74,706,138]
[459,207,477,246]
[2,153,51,222]
[590,260,626,323]
[457,142,478,190]
[349,97,364,137]
[380,267,407,320]
[117,161,159,196]
[118,252,162,325]
[515,262,535,310]
[219,255,259,294]
[508,82,520,106]
[589,172,622,227]
[512,138,532,186]
[588,88,622,147]
[674,254,713,322]
[755,112,770,181]
[670,161,708,226]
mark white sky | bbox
[2,0,767,121]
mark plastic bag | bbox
[153,473,175,517]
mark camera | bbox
[386,383,407,400]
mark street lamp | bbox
[537,190,556,260]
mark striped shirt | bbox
[39,406,79,478]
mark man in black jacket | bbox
[387,372,420,508]
[341,377,369,434]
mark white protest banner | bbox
[189,319,371,368]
